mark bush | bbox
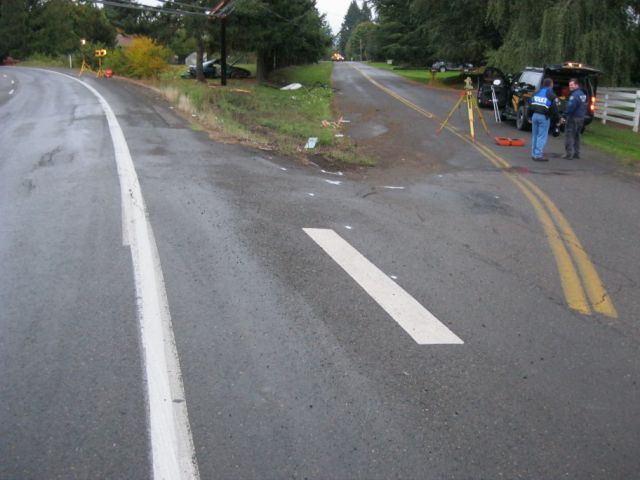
[103,47,127,75]
[123,36,172,79]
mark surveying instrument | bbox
[491,81,502,123]
[437,76,490,142]
[94,48,107,77]
[79,39,93,76]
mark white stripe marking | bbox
[321,169,344,176]
[324,179,342,185]
[9,89,14,95]
[303,228,463,345]
[42,70,200,479]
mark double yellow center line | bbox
[354,66,617,318]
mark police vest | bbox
[530,87,553,115]
[531,88,552,110]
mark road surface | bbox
[1,64,639,479]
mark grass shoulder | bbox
[153,62,373,167]
[583,122,640,166]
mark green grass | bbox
[21,54,68,67]
[153,61,371,165]
[269,62,333,87]
[583,121,640,166]
[368,62,463,86]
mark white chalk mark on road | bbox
[303,228,464,345]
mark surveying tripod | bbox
[437,77,490,142]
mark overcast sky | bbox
[315,0,349,35]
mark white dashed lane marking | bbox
[303,228,464,345]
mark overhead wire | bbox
[88,0,233,18]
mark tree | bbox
[232,0,331,83]
[30,0,78,55]
[338,0,363,54]
[73,3,116,48]
[487,0,639,85]
[369,0,431,65]
[345,21,378,61]
[0,0,29,59]
[104,0,158,36]
[413,0,501,64]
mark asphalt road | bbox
[1,64,639,479]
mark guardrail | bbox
[595,88,640,132]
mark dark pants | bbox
[565,117,584,159]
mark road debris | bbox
[304,137,319,149]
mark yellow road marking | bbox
[352,65,617,317]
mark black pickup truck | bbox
[477,62,602,131]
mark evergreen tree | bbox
[233,0,331,83]
[370,0,431,65]
[0,0,30,60]
[338,0,362,54]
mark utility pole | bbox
[210,0,232,86]
[220,16,227,86]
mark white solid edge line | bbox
[303,228,463,345]
[41,70,200,480]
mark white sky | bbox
[315,0,350,35]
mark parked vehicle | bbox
[432,61,474,73]
[499,62,602,131]
[476,67,511,109]
[181,59,251,79]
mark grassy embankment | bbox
[155,62,372,166]
[582,121,640,166]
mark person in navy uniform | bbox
[561,78,588,159]
[529,77,560,162]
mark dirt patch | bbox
[335,96,452,181]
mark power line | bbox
[89,0,234,18]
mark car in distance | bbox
[181,59,251,79]
[432,61,474,72]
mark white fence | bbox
[595,88,640,132]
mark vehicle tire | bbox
[516,105,530,131]
[439,66,446,72]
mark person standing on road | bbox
[562,78,587,160]
[529,78,560,162]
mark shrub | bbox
[103,47,127,75]
[123,36,172,79]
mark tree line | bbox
[338,0,640,85]
[0,0,333,81]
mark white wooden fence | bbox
[595,87,640,132]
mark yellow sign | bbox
[95,49,107,57]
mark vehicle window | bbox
[520,71,542,88]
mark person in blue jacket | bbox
[561,78,588,159]
[529,78,560,162]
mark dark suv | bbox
[502,62,602,130]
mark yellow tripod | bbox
[437,77,490,142]
[79,54,93,76]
